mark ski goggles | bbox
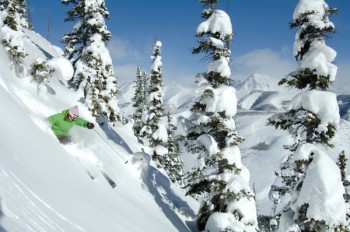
[67,113,78,120]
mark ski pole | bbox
[93,129,129,164]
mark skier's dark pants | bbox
[57,135,72,144]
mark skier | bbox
[48,105,95,144]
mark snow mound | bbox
[129,152,151,178]
[47,57,74,81]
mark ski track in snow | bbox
[63,143,100,177]
[0,169,86,232]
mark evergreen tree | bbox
[30,58,54,91]
[61,0,120,124]
[139,71,151,140]
[145,40,167,165]
[61,0,84,69]
[16,0,28,29]
[163,112,184,188]
[0,0,29,74]
[269,0,338,151]
[337,151,350,230]
[181,1,258,231]
[268,1,346,231]
[273,144,346,232]
[132,66,147,138]
[1,0,29,30]
[25,0,33,30]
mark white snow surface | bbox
[197,10,232,40]
[47,57,74,81]
[288,90,340,132]
[291,143,346,227]
[299,40,337,81]
[202,84,237,117]
[207,56,231,79]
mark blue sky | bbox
[29,0,350,91]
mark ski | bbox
[76,160,117,188]
[101,171,117,188]
[86,170,97,180]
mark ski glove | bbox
[87,122,95,129]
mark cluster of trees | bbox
[61,0,119,125]
[0,0,120,124]
[131,40,184,187]
[1,0,349,231]
[0,0,29,77]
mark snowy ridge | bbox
[119,73,350,118]
[338,95,350,121]
[234,73,280,96]
[118,81,196,117]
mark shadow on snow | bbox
[99,123,198,231]
[142,166,197,232]
[100,123,134,154]
[0,198,7,232]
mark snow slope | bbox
[0,30,198,231]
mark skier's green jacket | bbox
[48,109,90,136]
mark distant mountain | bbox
[118,81,196,117]
[338,95,350,121]
[234,73,280,95]
[119,73,350,120]
[232,73,294,111]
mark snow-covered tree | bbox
[132,66,148,138]
[0,0,29,75]
[273,144,346,232]
[337,151,350,230]
[139,70,150,137]
[0,0,29,29]
[179,1,258,231]
[138,79,151,141]
[61,0,120,124]
[269,0,338,150]
[145,40,167,165]
[30,58,54,91]
[163,112,184,188]
[61,0,84,69]
[25,0,33,30]
[268,1,347,231]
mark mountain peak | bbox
[235,73,279,92]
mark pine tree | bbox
[30,58,54,91]
[181,1,258,231]
[132,66,147,138]
[268,1,346,231]
[16,0,29,29]
[163,112,184,188]
[0,0,29,72]
[145,40,167,165]
[139,71,151,140]
[61,0,84,69]
[337,151,350,230]
[25,0,33,30]
[61,0,120,124]
[1,0,29,30]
